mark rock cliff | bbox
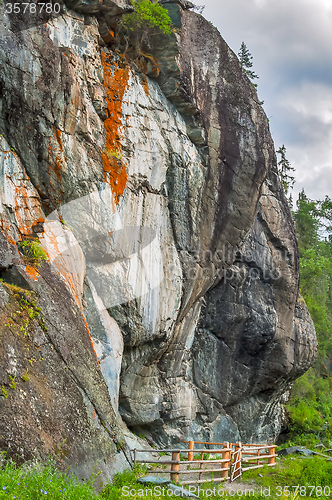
[0,0,317,480]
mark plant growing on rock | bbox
[119,0,173,54]
[277,144,295,196]
[1,385,8,399]
[9,374,17,390]
[19,239,48,266]
[238,41,259,84]
[103,148,123,161]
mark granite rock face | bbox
[0,0,316,477]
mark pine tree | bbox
[294,189,320,252]
[276,144,295,198]
[238,42,259,83]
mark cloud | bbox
[280,83,332,127]
[202,0,332,201]
[276,83,332,200]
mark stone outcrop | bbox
[0,0,316,479]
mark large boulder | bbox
[0,0,317,479]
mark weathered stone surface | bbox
[85,279,124,414]
[0,0,317,480]
[278,446,313,457]
[168,484,199,498]
[64,0,132,16]
[138,476,171,485]
[0,15,130,475]
[160,0,194,10]
[188,168,317,442]
[0,260,130,481]
[0,283,9,308]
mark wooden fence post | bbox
[171,451,180,483]
[221,442,230,480]
[256,448,260,465]
[188,440,194,462]
[268,446,275,465]
[234,442,242,479]
[199,451,204,481]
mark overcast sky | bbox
[201,0,332,203]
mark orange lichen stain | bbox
[101,152,128,204]
[24,265,40,281]
[0,216,17,244]
[5,172,44,239]
[1,145,46,243]
[102,29,115,44]
[101,50,130,204]
[141,74,150,97]
[137,53,160,78]
[47,126,66,201]
[48,127,64,183]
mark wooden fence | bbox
[132,440,276,484]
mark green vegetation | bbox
[276,145,295,204]
[244,456,332,499]
[1,385,8,399]
[0,459,179,500]
[104,149,123,161]
[0,283,48,400]
[19,239,48,266]
[238,42,264,104]
[0,454,98,500]
[238,41,259,85]
[119,0,173,53]
[8,373,16,390]
[101,464,148,499]
[1,280,46,345]
[285,191,332,444]
[2,453,332,499]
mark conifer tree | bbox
[238,42,259,83]
[294,189,320,252]
[276,144,295,203]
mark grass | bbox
[243,455,332,498]
[0,454,98,499]
[285,369,332,448]
[0,458,180,500]
[1,451,332,499]
[0,455,225,499]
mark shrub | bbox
[119,0,173,53]
[287,400,323,433]
[19,239,48,266]
[286,369,332,444]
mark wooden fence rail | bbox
[131,440,276,484]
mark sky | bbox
[200,0,332,203]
